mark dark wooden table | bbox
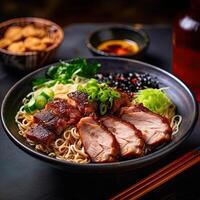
[0,24,200,200]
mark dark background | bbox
[0,0,189,26]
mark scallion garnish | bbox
[77,79,120,115]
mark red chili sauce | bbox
[97,39,139,56]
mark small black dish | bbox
[86,25,150,59]
[1,57,198,174]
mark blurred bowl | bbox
[86,25,149,59]
[0,17,64,72]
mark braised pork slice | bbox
[33,110,68,135]
[34,109,55,123]
[120,104,172,147]
[77,116,120,163]
[67,91,97,115]
[100,116,144,158]
[112,92,130,113]
[45,98,82,125]
[45,98,69,117]
[26,124,55,145]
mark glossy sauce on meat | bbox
[29,98,83,145]
[77,116,120,163]
[100,116,144,158]
[45,98,82,124]
[34,110,68,135]
[112,92,130,113]
[34,109,55,123]
[67,91,97,115]
[26,124,55,145]
[120,104,172,147]
[45,98,69,117]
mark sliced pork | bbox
[77,116,120,163]
[67,91,98,115]
[112,92,130,113]
[30,98,83,145]
[45,98,82,125]
[34,109,55,123]
[26,124,55,145]
[45,98,69,117]
[120,104,172,147]
[100,116,144,158]
[33,110,68,135]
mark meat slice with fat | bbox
[33,110,68,135]
[100,116,144,158]
[120,104,172,147]
[45,98,82,124]
[26,124,55,145]
[45,98,69,117]
[67,91,97,115]
[112,92,130,113]
[77,116,120,163]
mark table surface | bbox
[0,23,200,200]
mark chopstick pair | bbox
[110,148,200,200]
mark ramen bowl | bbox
[0,17,64,72]
[1,57,198,173]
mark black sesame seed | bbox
[95,72,159,93]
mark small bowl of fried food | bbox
[0,17,64,72]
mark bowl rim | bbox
[86,24,150,57]
[1,57,198,171]
[0,17,64,56]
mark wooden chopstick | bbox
[110,149,200,200]
[117,151,199,198]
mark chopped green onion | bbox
[89,92,98,101]
[99,93,109,103]
[87,78,98,86]
[100,103,108,115]
[109,97,114,108]
[35,94,47,109]
[24,98,36,114]
[40,88,54,100]
[77,85,85,92]
[87,86,98,94]
[111,90,121,98]
[77,79,120,115]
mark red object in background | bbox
[173,0,200,101]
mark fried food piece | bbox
[24,37,46,51]
[22,25,36,37]
[41,37,54,45]
[35,28,47,38]
[4,26,23,42]
[22,25,47,38]
[7,41,26,53]
[0,38,12,49]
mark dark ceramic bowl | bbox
[1,57,198,173]
[0,17,64,72]
[87,25,149,59]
